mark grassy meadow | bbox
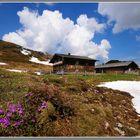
[0,68,140,136]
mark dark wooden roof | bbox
[50,53,97,63]
[95,61,138,69]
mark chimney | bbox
[68,53,71,55]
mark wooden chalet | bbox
[49,53,97,74]
[95,60,139,74]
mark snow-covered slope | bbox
[21,49,31,55]
[98,81,140,114]
[29,56,53,66]
[6,69,27,73]
[0,62,7,65]
[0,40,52,65]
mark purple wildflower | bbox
[38,101,47,112]
[25,92,33,97]
[0,118,11,128]
[20,119,24,123]
[6,112,12,117]
[0,118,3,123]
[17,102,22,108]
[18,109,23,114]
[14,121,21,126]
[17,102,23,114]
[8,103,17,113]
[41,101,47,109]
[38,108,41,112]
[0,108,3,114]
[31,118,36,123]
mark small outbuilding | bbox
[95,60,139,74]
[49,53,97,74]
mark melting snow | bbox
[6,69,27,73]
[29,56,53,66]
[34,72,42,75]
[0,62,7,65]
[21,49,31,55]
[98,81,140,114]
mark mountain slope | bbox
[0,40,53,73]
[0,40,51,63]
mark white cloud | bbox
[98,3,140,33]
[77,14,105,33]
[3,7,111,61]
[3,32,27,47]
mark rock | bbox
[122,100,126,105]
[105,121,109,130]
[91,109,95,113]
[125,126,138,136]
[137,119,140,125]
[129,127,137,132]
[117,122,123,128]
[94,89,99,93]
[119,105,122,108]
[125,110,128,113]
[114,127,125,136]
[0,75,4,78]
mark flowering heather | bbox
[0,108,3,114]
[7,102,24,115]
[20,119,24,123]
[38,101,47,112]
[0,91,49,133]
[14,121,21,126]
[6,111,12,117]
[25,92,33,97]
[0,118,11,128]
[17,102,23,114]
[0,102,25,128]
[8,103,17,113]
[31,117,36,123]
[42,101,47,108]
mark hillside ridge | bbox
[0,40,53,73]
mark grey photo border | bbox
[0,0,140,139]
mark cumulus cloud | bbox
[3,7,111,61]
[3,32,27,47]
[98,3,140,33]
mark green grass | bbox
[43,73,140,83]
[0,68,140,136]
[0,68,43,104]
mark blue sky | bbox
[0,3,140,64]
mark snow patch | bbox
[6,69,27,73]
[21,49,31,55]
[98,81,140,114]
[29,56,53,66]
[34,72,42,75]
[0,62,7,65]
